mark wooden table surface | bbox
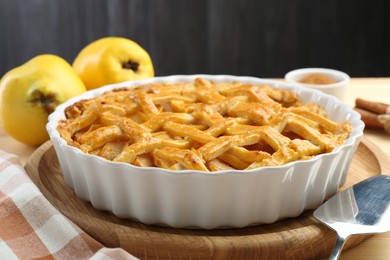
[1,77,390,259]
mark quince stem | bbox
[122,60,139,72]
[29,89,58,114]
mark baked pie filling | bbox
[57,78,352,172]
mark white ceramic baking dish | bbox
[46,75,364,229]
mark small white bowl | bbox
[47,75,363,229]
[285,68,350,101]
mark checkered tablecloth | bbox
[0,150,138,259]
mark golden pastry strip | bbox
[57,78,352,172]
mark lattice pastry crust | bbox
[57,78,352,172]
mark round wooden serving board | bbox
[25,138,390,260]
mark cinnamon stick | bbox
[354,107,384,129]
[355,98,389,115]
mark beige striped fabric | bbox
[0,150,137,259]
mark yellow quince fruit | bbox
[73,37,154,90]
[0,54,86,146]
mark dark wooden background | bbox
[1,0,389,78]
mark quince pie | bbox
[57,78,352,172]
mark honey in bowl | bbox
[298,73,338,85]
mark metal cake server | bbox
[313,175,390,260]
